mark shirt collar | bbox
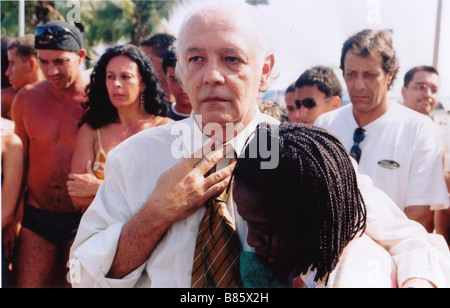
[183,105,279,158]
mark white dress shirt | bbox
[70,110,450,288]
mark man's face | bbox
[343,50,393,116]
[177,12,273,134]
[166,66,191,108]
[402,71,440,115]
[6,48,33,91]
[284,91,299,123]
[294,85,337,125]
[38,49,81,90]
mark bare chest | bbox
[24,97,84,149]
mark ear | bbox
[77,49,86,64]
[140,83,146,93]
[259,54,275,92]
[401,86,407,98]
[331,96,342,109]
[387,71,395,87]
[28,56,37,72]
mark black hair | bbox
[140,33,176,58]
[82,44,167,129]
[285,82,295,94]
[234,123,367,284]
[7,34,37,58]
[403,65,439,88]
[2,36,15,88]
[295,66,342,99]
[161,46,177,74]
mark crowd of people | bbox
[1,0,449,288]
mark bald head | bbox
[176,0,274,91]
[173,0,276,136]
[178,2,270,50]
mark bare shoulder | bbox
[12,80,50,107]
[1,129,23,152]
[77,122,97,141]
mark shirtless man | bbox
[4,34,45,119]
[11,20,87,287]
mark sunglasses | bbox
[34,24,81,45]
[349,127,366,163]
[294,97,332,109]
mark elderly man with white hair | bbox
[70,0,449,288]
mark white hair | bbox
[174,0,277,92]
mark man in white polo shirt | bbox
[316,29,449,232]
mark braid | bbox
[282,124,366,282]
[234,123,367,285]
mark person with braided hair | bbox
[70,1,449,288]
[234,123,397,287]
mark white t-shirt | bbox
[315,102,449,212]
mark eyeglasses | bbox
[34,24,81,45]
[295,97,332,109]
[349,127,366,163]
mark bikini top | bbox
[91,117,165,180]
[92,129,107,180]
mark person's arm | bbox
[405,206,434,233]
[11,89,29,178]
[70,143,235,287]
[107,145,235,278]
[403,121,448,232]
[1,132,23,229]
[435,208,450,246]
[1,87,17,119]
[67,124,103,212]
[356,165,450,288]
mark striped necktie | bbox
[191,159,242,288]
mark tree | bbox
[2,0,182,46]
[69,0,181,47]
[1,1,64,37]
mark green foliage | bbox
[1,0,181,47]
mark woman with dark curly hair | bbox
[234,123,397,288]
[67,44,172,212]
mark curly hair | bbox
[234,123,367,285]
[82,44,167,129]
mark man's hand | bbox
[108,142,236,279]
[146,143,236,223]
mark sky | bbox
[164,0,450,105]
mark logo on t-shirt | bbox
[377,160,400,170]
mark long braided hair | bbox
[233,122,367,284]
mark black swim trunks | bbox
[21,203,82,245]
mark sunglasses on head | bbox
[349,127,366,163]
[294,97,332,109]
[34,24,80,44]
